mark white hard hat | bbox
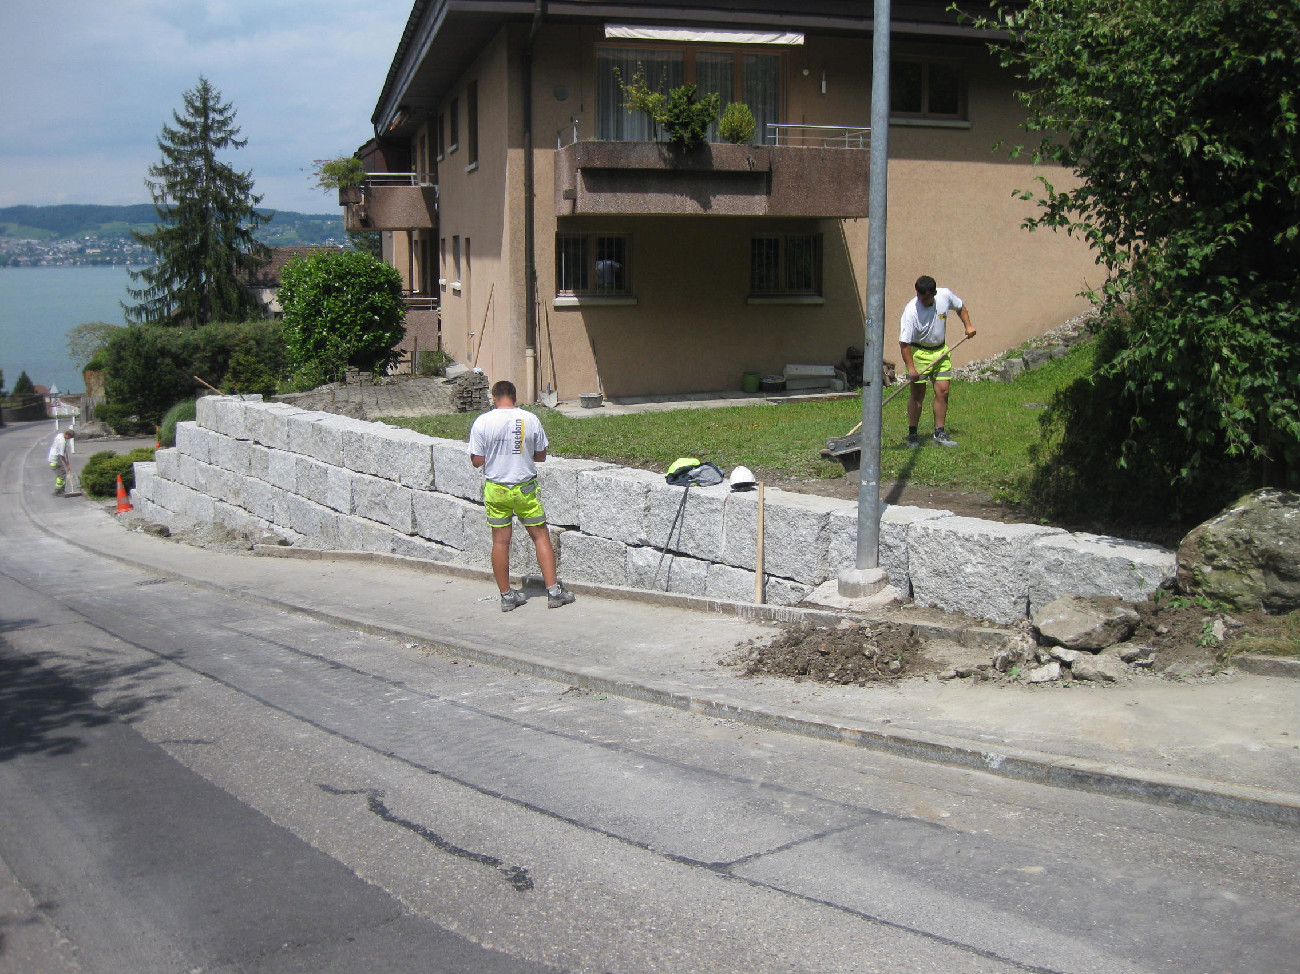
[729,465,757,490]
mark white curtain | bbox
[597,48,684,141]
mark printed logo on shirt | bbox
[513,417,523,455]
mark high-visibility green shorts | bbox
[483,479,547,529]
[910,343,952,384]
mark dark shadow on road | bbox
[0,635,172,763]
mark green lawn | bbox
[386,340,1095,505]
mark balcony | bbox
[343,173,438,232]
[554,128,870,219]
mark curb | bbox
[17,447,1300,829]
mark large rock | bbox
[1031,595,1138,650]
[1176,489,1300,612]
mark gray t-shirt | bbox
[468,407,549,484]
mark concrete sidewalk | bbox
[19,425,1300,827]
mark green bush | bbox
[81,447,156,498]
[417,348,455,378]
[278,250,406,387]
[718,102,756,144]
[95,402,152,436]
[102,319,286,426]
[159,399,197,447]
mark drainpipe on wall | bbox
[522,0,546,404]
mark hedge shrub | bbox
[81,447,156,498]
[160,399,197,447]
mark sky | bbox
[0,0,416,216]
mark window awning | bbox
[603,25,804,46]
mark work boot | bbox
[905,433,920,449]
[547,582,576,609]
[500,589,528,612]
[933,428,958,447]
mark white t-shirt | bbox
[900,287,964,347]
[468,407,549,484]
[48,432,73,464]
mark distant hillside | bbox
[0,204,347,247]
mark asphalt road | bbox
[2,420,1299,974]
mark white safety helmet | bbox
[729,465,757,491]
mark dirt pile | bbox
[726,622,935,685]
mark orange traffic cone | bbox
[155,426,161,448]
[116,474,133,513]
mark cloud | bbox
[0,0,412,214]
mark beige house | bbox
[346,0,1096,402]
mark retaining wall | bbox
[129,396,1176,622]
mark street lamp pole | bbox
[843,0,893,595]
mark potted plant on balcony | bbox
[718,102,757,145]
[620,70,720,150]
[313,155,367,205]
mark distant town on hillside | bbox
[0,204,349,267]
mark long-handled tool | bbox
[823,333,974,454]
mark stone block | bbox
[559,532,630,587]
[909,517,1067,623]
[826,504,955,593]
[263,448,298,492]
[208,434,252,476]
[645,481,729,563]
[721,487,840,585]
[412,491,478,549]
[293,456,353,513]
[509,526,566,579]
[430,438,482,501]
[352,473,416,533]
[132,462,157,502]
[288,412,350,466]
[537,457,615,528]
[577,467,662,545]
[1029,533,1175,610]
[174,422,210,463]
[343,422,436,489]
[196,396,252,439]
[240,477,292,527]
[245,402,307,451]
[154,447,179,483]
[282,494,345,547]
[706,563,810,607]
[336,516,401,554]
[247,443,271,482]
[627,545,709,596]
[152,478,215,524]
[392,534,468,564]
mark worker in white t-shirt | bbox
[468,379,576,612]
[898,274,976,448]
[48,428,76,495]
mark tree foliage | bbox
[974,0,1300,517]
[67,321,122,371]
[12,371,35,396]
[277,250,407,386]
[126,77,270,326]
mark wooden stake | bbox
[754,482,766,604]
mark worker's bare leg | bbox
[491,525,514,592]
[526,523,559,588]
[908,383,927,428]
[932,379,951,429]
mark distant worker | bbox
[48,427,76,495]
[468,380,576,612]
[898,274,977,448]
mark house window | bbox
[750,234,822,296]
[596,46,780,144]
[449,97,460,152]
[466,82,479,168]
[890,58,964,119]
[452,235,461,289]
[556,233,632,296]
[436,114,445,160]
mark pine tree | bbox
[126,77,270,326]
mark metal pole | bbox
[855,0,893,570]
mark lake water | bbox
[0,265,135,395]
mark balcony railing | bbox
[766,124,870,148]
[366,171,437,187]
[402,294,439,311]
